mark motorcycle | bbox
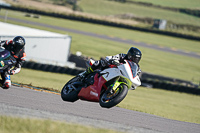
[0,48,16,88]
[61,59,141,108]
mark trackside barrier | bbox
[22,61,200,95]
[141,79,200,95]
[140,73,200,95]
[140,72,198,88]
[22,61,84,76]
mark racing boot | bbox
[78,66,94,79]
[2,75,11,89]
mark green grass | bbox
[119,87,200,124]
[0,9,200,84]
[10,68,200,124]
[0,116,122,133]
[1,9,200,53]
[129,0,200,9]
[12,68,73,91]
[79,0,200,26]
[68,32,200,84]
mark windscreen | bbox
[0,49,16,69]
[0,49,11,61]
[126,60,138,78]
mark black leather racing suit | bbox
[0,40,26,88]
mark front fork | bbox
[110,76,131,93]
[110,77,124,93]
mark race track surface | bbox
[0,86,200,133]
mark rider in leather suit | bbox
[79,47,142,78]
[0,36,26,89]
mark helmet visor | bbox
[132,57,140,64]
[12,42,23,55]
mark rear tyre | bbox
[61,76,80,102]
[99,84,128,108]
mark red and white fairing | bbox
[100,60,141,89]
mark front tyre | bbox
[61,76,80,102]
[99,84,128,108]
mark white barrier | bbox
[0,35,75,68]
[0,22,75,68]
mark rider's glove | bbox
[100,59,109,67]
[109,59,120,66]
[8,70,15,75]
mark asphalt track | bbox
[0,15,200,59]
[0,86,200,133]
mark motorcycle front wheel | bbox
[99,84,128,108]
[61,76,80,102]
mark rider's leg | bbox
[79,65,95,78]
[0,73,4,86]
[79,59,108,78]
[1,72,11,88]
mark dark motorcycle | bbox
[0,48,16,88]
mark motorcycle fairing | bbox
[101,68,132,89]
[118,60,141,88]
[0,49,16,72]
[101,60,141,89]
[78,73,107,102]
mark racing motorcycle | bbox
[61,59,141,108]
[0,48,16,88]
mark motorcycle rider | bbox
[79,47,142,79]
[0,36,26,89]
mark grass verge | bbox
[0,115,122,133]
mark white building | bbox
[0,21,75,68]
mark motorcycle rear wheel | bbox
[61,76,80,102]
[99,84,128,108]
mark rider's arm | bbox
[8,50,26,75]
[8,63,21,75]
[0,41,6,47]
[105,54,122,62]
[0,40,12,47]
[105,53,126,64]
